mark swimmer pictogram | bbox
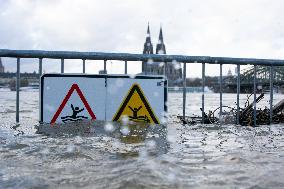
[50,84,96,124]
[113,84,159,124]
[128,105,150,123]
[61,104,88,123]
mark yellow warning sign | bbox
[112,83,160,124]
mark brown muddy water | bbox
[0,91,283,189]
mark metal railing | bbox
[1,49,284,126]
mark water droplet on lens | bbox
[67,144,75,153]
[112,140,120,148]
[167,173,176,182]
[161,111,168,118]
[74,136,83,144]
[120,126,130,135]
[165,101,168,107]
[108,83,118,94]
[121,115,129,125]
[172,60,181,70]
[160,117,167,124]
[115,78,124,87]
[154,92,159,97]
[44,104,55,112]
[129,74,136,79]
[139,148,148,159]
[167,135,176,143]
[42,148,49,154]
[146,140,156,149]
[104,123,115,132]
[147,58,154,64]
[160,110,168,123]
[174,64,181,70]
[158,50,164,54]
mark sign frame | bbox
[40,74,167,123]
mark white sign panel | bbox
[40,74,167,124]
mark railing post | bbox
[83,59,86,74]
[39,58,42,78]
[183,62,186,121]
[61,59,64,73]
[202,63,205,124]
[16,58,20,123]
[145,61,148,75]
[38,58,42,122]
[253,65,257,126]
[219,64,223,123]
[269,66,273,124]
[104,60,107,74]
[124,61,127,74]
[164,62,167,78]
[237,64,240,125]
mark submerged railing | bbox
[1,49,284,126]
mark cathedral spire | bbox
[143,23,153,54]
[158,26,164,43]
[147,22,150,35]
[156,26,166,54]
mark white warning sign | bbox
[112,83,159,124]
[41,74,167,124]
[50,83,96,124]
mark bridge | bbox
[212,66,284,93]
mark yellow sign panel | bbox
[112,84,160,124]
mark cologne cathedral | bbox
[142,25,182,86]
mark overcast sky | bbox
[1,0,284,77]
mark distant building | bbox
[0,58,4,73]
[141,24,182,86]
[227,68,232,76]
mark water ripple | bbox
[0,92,283,188]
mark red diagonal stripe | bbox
[74,84,96,120]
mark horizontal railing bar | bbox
[1,49,284,66]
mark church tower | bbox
[156,27,166,54]
[143,24,153,54]
[142,24,154,72]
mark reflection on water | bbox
[0,91,284,188]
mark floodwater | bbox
[0,90,284,189]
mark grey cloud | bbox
[0,0,284,76]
